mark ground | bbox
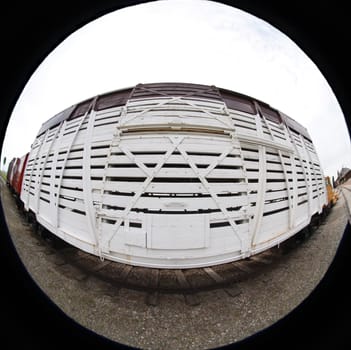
[1,177,350,349]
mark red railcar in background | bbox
[6,157,18,188]
[10,153,29,197]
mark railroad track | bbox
[1,177,324,307]
[340,185,351,224]
[29,220,308,307]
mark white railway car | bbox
[21,83,327,268]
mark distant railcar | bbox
[19,83,328,268]
[325,176,338,208]
[6,157,17,187]
[11,153,29,197]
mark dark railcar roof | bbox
[36,82,312,141]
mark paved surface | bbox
[1,177,349,350]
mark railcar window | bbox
[95,89,132,110]
[259,104,281,124]
[219,90,256,114]
[68,99,93,120]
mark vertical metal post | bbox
[25,129,49,210]
[34,123,63,213]
[82,106,100,250]
[54,102,95,230]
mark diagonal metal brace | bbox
[101,136,185,252]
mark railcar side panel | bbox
[20,83,328,268]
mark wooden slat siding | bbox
[73,106,97,244]
[232,118,259,130]
[250,144,267,246]
[26,130,49,211]
[287,128,312,217]
[21,136,40,201]
[126,109,228,119]
[91,180,248,194]
[259,211,290,243]
[98,204,248,223]
[263,199,290,213]
[95,105,123,117]
[89,154,244,167]
[54,105,93,232]
[94,115,120,127]
[127,102,224,115]
[228,110,257,122]
[97,192,249,210]
[104,142,235,154]
[301,135,327,210]
[24,82,326,268]
[126,101,225,119]
[264,190,289,201]
[35,123,64,213]
[263,112,294,230]
[88,167,246,179]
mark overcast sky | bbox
[1,0,350,179]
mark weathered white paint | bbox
[21,85,328,268]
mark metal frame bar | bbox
[101,136,185,252]
[176,141,248,252]
[250,145,267,246]
[299,134,321,211]
[54,100,95,229]
[285,126,312,217]
[34,123,64,213]
[258,107,295,229]
[24,129,49,210]
[121,86,227,127]
[82,108,99,250]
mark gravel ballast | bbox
[1,177,350,349]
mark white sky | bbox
[1,0,350,179]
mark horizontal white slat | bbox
[265,172,286,180]
[233,119,258,131]
[89,167,246,179]
[60,187,84,200]
[121,117,232,130]
[265,190,289,201]
[67,150,84,159]
[125,108,225,119]
[58,210,90,237]
[123,134,230,147]
[94,115,120,126]
[88,133,115,144]
[258,212,290,244]
[128,98,225,111]
[263,182,288,192]
[245,171,259,179]
[90,147,110,157]
[242,160,260,170]
[107,143,236,155]
[263,199,289,212]
[66,158,83,167]
[235,126,258,137]
[92,124,117,138]
[89,154,244,167]
[229,111,256,123]
[95,106,123,117]
[98,208,247,224]
[61,178,83,188]
[37,200,52,220]
[59,197,85,212]
[97,192,249,210]
[91,179,247,194]
[265,162,284,171]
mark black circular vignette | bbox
[0,1,350,349]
